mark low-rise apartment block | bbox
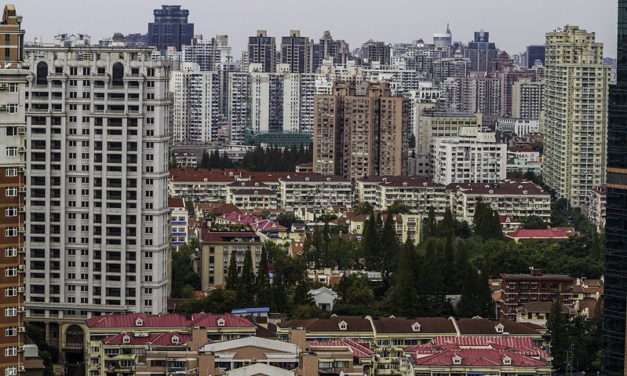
[279,175,353,212]
[355,176,448,217]
[432,127,507,185]
[585,185,606,230]
[447,179,551,225]
[168,198,188,248]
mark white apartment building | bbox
[585,185,606,230]
[432,127,507,185]
[169,198,188,249]
[279,175,353,212]
[511,79,544,119]
[227,72,251,144]
[447,179,551,225]
[171,63,220,143]
[250,64,284,134]
[416,112,480,158]
[496,118,540,136]
[282,73,316,133]
[24,45,171,327]
[355,176,449,218]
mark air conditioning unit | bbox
[18,227,25,234]
[17,366,25,372]
[0,105,7,112]
[18,186,25,193]
[17,307,25,313]
[0,83,8,90]
[18,265,25,272]
[17,247,25,253]
[17,346,24,352]
[17,326,25,333]
[17,127,26,134]
[17,166,25,172]
[17,287,24,293]
[18,146,26,153]
[18,207,25,213]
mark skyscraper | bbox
[543,26,610,208]
[247,30,276,73]
[313,82,409,180]
[602,1,627,374]
[280,30,311,73]
[311,31,350,73]
[24,45,170,363]
[360,40,391,66]
[464,30,497,73]
[0,5,26,376]
[148,5,194,53]
[526,45,545,68]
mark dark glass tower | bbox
[248,30,276,73]
[526,45,545,68]
[602,1,627,374]
[464,30,497,73]
[147,5,194,53]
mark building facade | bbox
[313,82,410,180]
[247,30,276,73]
[147,5,194,53]
[464,30,498,73]
[512,79,544,119]
[431,128,507,185]
[280,30,311,73]
[602,1,627,373]
[24,45,170,362]
[0,5,26,375]
[543,25,610,207]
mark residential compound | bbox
[431,127,507,185]
[0,5,26,376]
[543,26,610,208]
[22,43,171,362]
[313,82,410,179]
[82,312,551,376]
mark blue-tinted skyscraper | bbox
[148,5,194,53]
[526,45,545,68]
[602,1,627,374]
[464,30,497,73]
[248,30,276,73]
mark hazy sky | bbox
[14,0,618,58]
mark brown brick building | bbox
[313,82,410,180]
[499,269,575,320]
[0,4,26,375]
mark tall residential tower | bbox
[543,26,610,207]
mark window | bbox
[4,347,16,356]
[5,167,17,177]
[7,104,17,113]
[5,187,17,196]
[5,247,16,257]
[5,207,17,217]
[4,327,16,336]
[5,267,17,277]
[5,146,17,156]
[5,228,17,237]
[4,307,16,316]
[5,287,16,297]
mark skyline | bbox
[15,0,618,58]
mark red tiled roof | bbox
[310,338,374,358]
[405,336,549,358]
[200,229,259,243]
[278,316,373,333]
[456,318,541,335]
[168,198,185,208]
[280,174,350,183]
[409,347,548,367]
[370,317,456,334]
[190,313,256,328]
[169,168,237,183]
[231,189,276,196]
[356,175,444,188]
[86,313,190,329]
[592,185,607,195]
[228,181,271,188]
[447,179,547,196]
[87,312,254,329]
[102,332,192,346]
[506,229,568,238]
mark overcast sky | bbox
[14,0,618,58]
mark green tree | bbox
[423,207,438,240]
[184,200,195,217]
[386,200,411,214]
[168,152,178,169]
[170,244,201,298]
[225,252,239,290]
[361,213,380,271]
[379,214,400,286]
[256,247,272,307]
[277,214,299,229]
[238,249,256,307]
[547,299,569,371]
[438,208,456,239]
[521,215,548,229]
[355,201,374,215]
[383,240,419,316]
[473,201,503,240]
[199,150,210,169]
